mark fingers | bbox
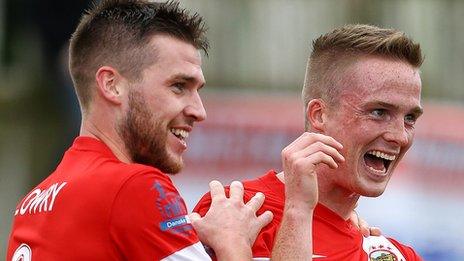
[210,180,245,203]
[229,180,244,202]
[289,151,340,175]
[350,210,382,237]
[369,227,382,236]
[245,192,265,212]
[285,132,343,152]
[256,210,273,228]
[248,209,273,245]
[209,180,226,202]
[188,212,201,225]
[196,180,272,250]
[306,151,341,169]
[282,132,345,171]
[358,217,370,237]
[349,210,359,227]
[360,223,370,237]
[291,141,345,165]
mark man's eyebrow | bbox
[410,106,424,117]
[364,101,399,111]
[169,73,195,82]
[167,73,205,88]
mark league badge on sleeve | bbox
[152,181,194,236]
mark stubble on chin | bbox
[116,90,183,174]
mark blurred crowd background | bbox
[1,0,463,260]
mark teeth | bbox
[171,128,189,139]
[367,165,386,174]
[367,150,396,161]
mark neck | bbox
[276,171,359,220]
[80,117,132,164]
[317,180,359,220]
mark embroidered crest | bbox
[362,236,406,261]
[369,245,401,261]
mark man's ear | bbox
[306,99,326,132]
[95,66,125,105]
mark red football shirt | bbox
[194,170,423,261]
[7,137,210,261]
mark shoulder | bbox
[65,137,170,185]
[108,168,202,260]
[193,171,275,215]
[363,236,423,261]
[72,160,179,220]
[387,237,423,260]
[87,158,173,189]
[111,165,180,208]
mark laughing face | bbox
[118,35,206,174]
[322,55,423,197]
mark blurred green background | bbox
[1,0,463,260]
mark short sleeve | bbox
[192,192,213,217]
[110,171,210,260]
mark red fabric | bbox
[194,170,423,261]
[7,137,200,261]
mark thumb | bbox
[188,212,201,224]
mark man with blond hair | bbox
[195,24,424,260]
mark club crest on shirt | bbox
[368,245,400,261]
[363,236,406,261]
[152,181,194,236]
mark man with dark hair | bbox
[195,24,424,260]
[6,1,274,260]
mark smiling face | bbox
[321,55,423,197]
[117,35,206,174]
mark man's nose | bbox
[184,92,207,122]
[383,117,410,147]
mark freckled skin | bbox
[317,55,422,204]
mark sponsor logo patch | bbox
[160,215,190,231]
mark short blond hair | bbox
[302,24,423,130]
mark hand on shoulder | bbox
[189,180,273,260]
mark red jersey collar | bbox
[71,136,118,159]
[258,170,286,196]
[260,170,353,229]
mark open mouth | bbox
[170,128,188,146]
[363,150,396,174]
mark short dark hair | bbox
[302,24,423,129]
[69,0,209,112]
